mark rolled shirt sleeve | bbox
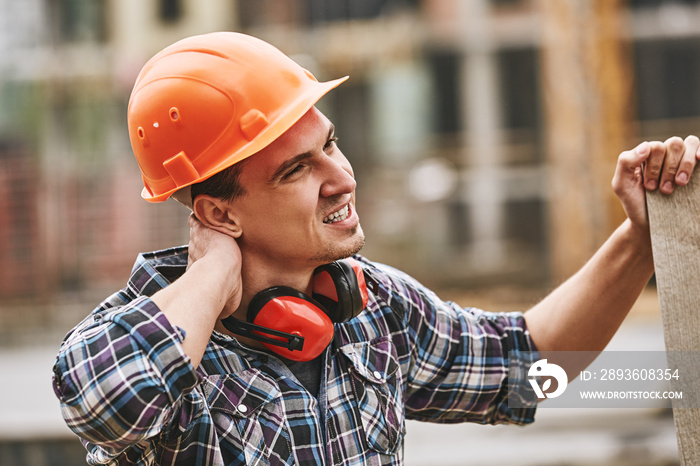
[52,293,199,457]
[366,261,539,426]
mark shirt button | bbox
[373,370,382,381]
[237,404,248,414]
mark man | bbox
[53,32,699,465]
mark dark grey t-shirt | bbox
[285,352,325,398]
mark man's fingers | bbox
[643,141,667,191]
[187,213,203,267]
[675,135,700,187]
[655,137,684,194]
[617,141,649,171]
[638,135,700,194]
[612,142,648,194]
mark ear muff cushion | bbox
[313,260,365,322]
[247,286,334,362]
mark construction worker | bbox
[53,32,699,465]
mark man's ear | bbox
[192,195,242,238]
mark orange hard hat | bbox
[127,32,348,202]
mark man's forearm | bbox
[524,219,654,355]
[152,258,231,368]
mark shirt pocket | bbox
[339,336,405,455]
[202,370,294,466]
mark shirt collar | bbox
[127,246,188,296]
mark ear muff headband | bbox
[220,317,305,351]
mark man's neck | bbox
[212,251,318,344]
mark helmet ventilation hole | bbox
[136,127,149,146]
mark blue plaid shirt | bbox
[53,246,538,465]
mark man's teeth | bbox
[323,205,349,224]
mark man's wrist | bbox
[618,219,654,269]
[187,258,239,312]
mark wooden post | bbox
[647,174,700,465]
[539,0,635,282]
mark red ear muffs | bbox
[246,287,334,362]
[312,259,368,322]
[221,259,369,362]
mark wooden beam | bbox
[646,173,700,466]
[539,0,635,281]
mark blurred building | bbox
[1,0,700,464]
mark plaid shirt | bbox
[53,246,538,465]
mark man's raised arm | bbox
[524,136,700,374]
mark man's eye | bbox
[284,164,305,179]
[324,136,339,151]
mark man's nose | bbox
[320,154,356,198]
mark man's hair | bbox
[190,158,249,204]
